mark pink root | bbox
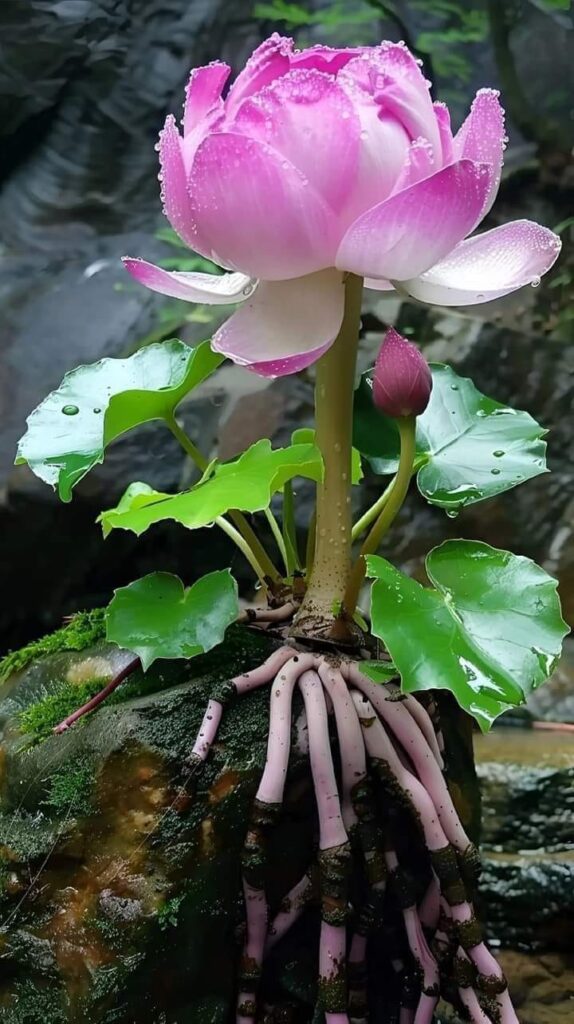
[53,654,140,733]
[237,654,316,1023]
[299,671,348,851]
[299,669,350,1024]
[459,987,495,1024]
[238,602,297,625]
[191,698,224,761]
[348,666,470,852]
[266,869,317,951]
[350,691,448,852]
[384,850,439,1024]
[318,662,367,832]
[320,920,350,1024]
[233,646,298,697]
[256,654,316,804]
[190,646,295,765]
[380,681,444,769]
[450,903,518,1024]
[237,879,268,1022]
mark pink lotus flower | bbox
[373,328,432,418]
[123,35,561,378]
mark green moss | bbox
[18,678,110,741]
[1,981,67,1024]
[156,892,185,930]
[15,623,275,746]
[0,811,61,862]
[90,914,129,951]
[0,609,106,682]
[42,755,96,816]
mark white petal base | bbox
[122,258,257,304]
[402,221,561,307]
[212,269,345,377]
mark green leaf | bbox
[16,340,223,501]
[367,541,568,731]
[105,570,239,670]
[353,363,547,513]
[358,661,398,684]
[292,427,363,483]
[99,439,323,537]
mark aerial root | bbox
[183,648,515,1024]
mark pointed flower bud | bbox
[373,327,432,418]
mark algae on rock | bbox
[0,622,479,1023]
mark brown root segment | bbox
[186,640,518,1024]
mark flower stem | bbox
[282,482,302,573]
[351,474,396,542]
[296,273,363,635]
[166,414,209,473]
[215,516,269,592]
[264,508,290,576]
[345,416,416,615]
[166,414,282,586]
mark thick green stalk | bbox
[345,416,416,615]
[296,274,363,633]
[166,414,282,586]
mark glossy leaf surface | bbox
[99,439,323,536]
[106,570,238,670]
[358,661,398,684]
[367,540,567,730]
[353,363,547,513]
[16,341,223,501]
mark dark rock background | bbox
[0,5,573,1018]
[0,0,572,652]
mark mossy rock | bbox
[0,625,297,1023]
[0,619,480,1023]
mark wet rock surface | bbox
[474,729,574,1024]
[0,628,279,1023]
[0,2,572,664]
[1,623,573,1021]
[0,625,481,1023]
[437,728,574,1024]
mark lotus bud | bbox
[373,327,432,419]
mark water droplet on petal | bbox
[490,468,501,475]
[530,276,541,288]
[62,404,79,416]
